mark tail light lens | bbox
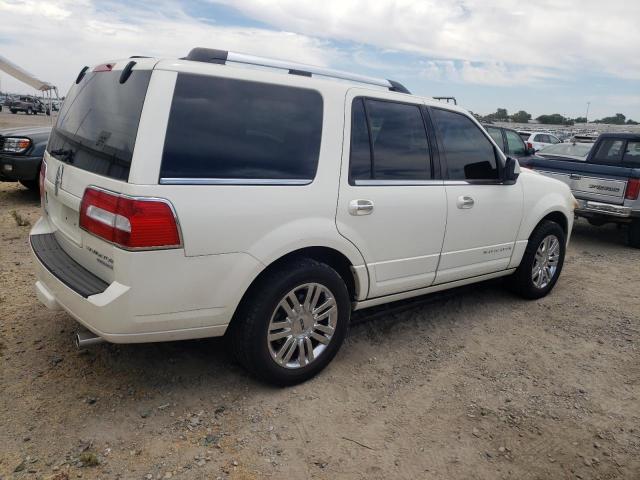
[625,178,640,200]
[39,161,47,202]
[79,187,181,250]
[527,142,534,150]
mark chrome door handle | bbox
[457,195,475,209]
[349,199,374,216]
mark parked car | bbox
[518,131,561,151]
[30,49,575,385]
[483,124,536,161]
[0,126,51,190]
[520,133,640,247]
[9,95,50,115]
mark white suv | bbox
[31,48,576,385]
[518,131,562,152]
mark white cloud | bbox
[210,0,640,80]
[0,0,337,94]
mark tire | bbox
[229,258,351,386]
[628,221,640,249]
[10,109,17,114]
[587,218,607,227]
[510,220,566,299]
[19,179,39,191]
[27,108,33,115]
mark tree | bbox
[594,113,626,125]
[484,108,509,122]
[573,117,587,124]
[626,119,639,125]
[536,113,566,125]
[510,110,531,123]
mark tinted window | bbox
[349,98,431,181]
[519,133,530,141]
[486,127,505,150]
[505,130,526,156]
[593,139,624,165]
[624,141,640,165]
[432,108,500,180]
[549,135,561,144]
[161,74,323,180]
[47,70,152,181]
[349,99,372,180]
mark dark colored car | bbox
[483,124,537,161]
[0,126,51,190]
[9,95,50,115]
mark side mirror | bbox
[503,157,520,184]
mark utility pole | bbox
[585,102,591,123]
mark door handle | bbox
[457,196,475,209]
[349,199,374,216]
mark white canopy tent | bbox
[0,53,59,118]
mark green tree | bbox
[626,119,639,125]
[573,117,587,124]
[536,113,566,125]
[595,113,626,124]
[510,110,531,123]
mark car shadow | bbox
[570,218,629,249]
[0,182,40,205]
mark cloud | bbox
[209,0,640,81]
[0,0,338,94]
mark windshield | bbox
[538,142,592,160]
[46,69,151,181]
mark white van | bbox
[31,48,576,385]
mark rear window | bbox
[160,74,323,183]
[592,139,625,165]
[624,141,640,166]
[47,70,151,181]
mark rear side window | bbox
[47,70,152,181]
[432,108,500,181]
[624,141,640,165]
[349,98,431,182]
[593,139,624,165]
[505,130,526,156]
[161,74,323,182]
[486,127,505,150]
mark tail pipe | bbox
[75,330,105,348]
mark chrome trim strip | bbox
[354,179,444,186]
[159,178,312,186]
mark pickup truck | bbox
[8,95,50,115]
[519,133,640,247]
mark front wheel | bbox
[510,220,566,299]
[230,258,351,386]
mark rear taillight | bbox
[625,178,640,200]
[39,161,46,202]
[527,142,534,150]
[79,187,181,250]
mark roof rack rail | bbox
[433,96,457,105]
[183,48,411,94]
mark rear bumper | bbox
[575,199,640,220]
[29,218,258,343]
[0,154,41,182]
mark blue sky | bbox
[1,0,639,121]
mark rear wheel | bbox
[510,220,566,299]
[628,221,640,249]
[27,108,33,115]
[10,109,17,114]
[230,258,350,386]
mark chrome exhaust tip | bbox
[75,330,105,348]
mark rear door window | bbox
[349,98,431,182]
[505,130,527,156]
[431,108,500,181]
[592,139,625,165]
[160,74,323,182]
[47,70,152,181]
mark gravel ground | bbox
[0,122,639,479]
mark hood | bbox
[0,126,52,138]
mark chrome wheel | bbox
[267,283,338,369]
[532,234,561,289]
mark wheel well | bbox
[259,247,357,300]
[540,211,569,235]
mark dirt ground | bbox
[1,113,639,479]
